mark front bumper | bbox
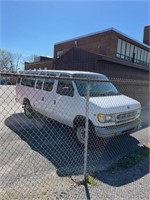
[95,118,141,138]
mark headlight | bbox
[97,114,113,123]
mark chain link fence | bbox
[0,72,149,200]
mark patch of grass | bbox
[86,175,98,186]
[110,147,149,172]
[70,175,98,187]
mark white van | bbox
[16,70,141,145]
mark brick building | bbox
[54,27,150,73]
[54,27,149,105]
[25,56,54,70]
[25,27,150,76]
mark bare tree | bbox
[0,50,23,72]
[13,53,23,72]
[0,50,11,71]
[24,54,38,63]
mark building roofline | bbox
[54,27,149,48]
[25,60,53,66]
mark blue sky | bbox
[1,0,150,58]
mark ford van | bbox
[16,70,141,145]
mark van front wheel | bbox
[75,123,95,147]
[76,126,86,145]
[24,100,34,119]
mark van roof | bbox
[22,70,102,75]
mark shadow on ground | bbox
[4,112,149,186]
[94,155,149,187]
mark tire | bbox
[76,126,86,146]
[74,120,95,147]
[23,99,34,119]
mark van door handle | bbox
[42,97,44,101]
[54,100,56,104]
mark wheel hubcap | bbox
[77,127,86,144]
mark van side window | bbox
[43,74,56,92]
[36,79,43,90]
[17,78,21,84]
[57,74,74,97]
[21,78,36,88]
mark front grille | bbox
[116,110,138,123]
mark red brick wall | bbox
[25,61,54,70]
[54,30,118,60]
[54,29,149,61]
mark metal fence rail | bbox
[0,72,149,200]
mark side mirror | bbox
[60,87,74,97]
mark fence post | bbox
[84,80,90,182]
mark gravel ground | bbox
[0,85,149,200]
[53,157,149,200]
[0,155,149,200]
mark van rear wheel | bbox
[24,100,34,119]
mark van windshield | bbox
[73,74,120,97]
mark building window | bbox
[137,48,141,61]
[116,39,150,66]
[147,52,150,64]
[141,49,144,62]
[56,50,63,59]
[117,39,122,54]
[121,40,126,55]
[125,42,130,60]
[143,50,147,62]
[129,44,134,59]
[134,46,138,60]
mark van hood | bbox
[89,95,141,114]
